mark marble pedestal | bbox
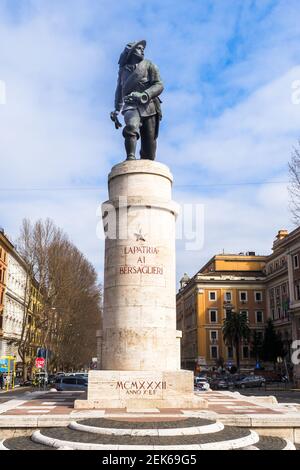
[75,160,207,410]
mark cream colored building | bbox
[266,228,300,386]
[2,245,28,360]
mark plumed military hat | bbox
[118,40,147,66]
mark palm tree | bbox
[251,330,263,363]
[222,310,250,371]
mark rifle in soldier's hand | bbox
[110,110,122,129]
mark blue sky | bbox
[0,0,300,284]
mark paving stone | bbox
[3,436,55,451]
[255,436,289,450]
[79,417,214,429]
[41,425,250,445]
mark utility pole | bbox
[44,348,48,391]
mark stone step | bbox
[1,431,296,451]
[69,417,224,436]
[30,426,259,450]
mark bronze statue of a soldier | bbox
[111,40,164,161]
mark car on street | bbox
[54,376,88,391]
[48,374,56,385]
[210,378,228,390]
[19,379,33,387]
[194,377,210,391]
[235,375,266,389]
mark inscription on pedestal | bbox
[116,380,167,396]
[120,245,164,275]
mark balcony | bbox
[223,302,233,311]
[210,338,218,345]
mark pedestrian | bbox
[0,373,4,390]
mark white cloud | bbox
[174,178,291,283]
[0,0,299,287]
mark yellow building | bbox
[177,253,267,371]
[0,230,9,352]
[25,279,43,376]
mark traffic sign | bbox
[35,357,45,369]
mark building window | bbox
[224,309,232,320]
[295,282,300,301]
[243,346,249,359]
[224,292,232,302]
[210,346,218,359]
[294,255,299,269]
[209,291,217,301]
[255,331,264,343]
[255,291,263,302]
[239,291,248,302]
[256,311,264,323]
[277,307,281,319]
[209,310,217,323]
[272,309,275,320]
[227,346,233,359]
[210,330,218,342]
[282,284,287,294]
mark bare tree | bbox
[17,218,102,374]
[288,141,300,224]
[15,219,62,379]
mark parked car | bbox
[54,376,88,391]
[19,379,33,387]
[210,378,227,390]
[48,374,56,385]
[66,372,88,379]
[194,377,210,391]
[235,375,266,389]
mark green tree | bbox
[251,330,263,362]
[262,319,284,367]
[222,311,250,371]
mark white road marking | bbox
[27,410,51,414]
[0,400,27,414]
[18,406,56,410]
[126,408,160,413]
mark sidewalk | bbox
[0,390,299,420]
[0,386,32,395]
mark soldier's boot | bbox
[123,125,138,161]
[125,136,137,160]
[140,137,157,161]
